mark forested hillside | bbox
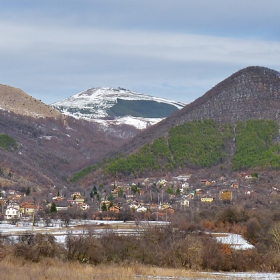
[74,119,280,181]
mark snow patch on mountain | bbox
[51,87,186,130]
[94,116,162,130]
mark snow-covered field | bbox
[0,220,253,249]
[0,220,166,243]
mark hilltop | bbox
[0,84,61,119]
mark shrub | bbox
[0,134,17,151]
[14,233,63,262]
[66,232,103,264]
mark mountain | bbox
[51,87,185,130]
[116,66,280,156]
[0,84,131,190]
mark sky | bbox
[1,0,280,105]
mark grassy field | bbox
[0,257,219,280]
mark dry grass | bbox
[0,257,219,280]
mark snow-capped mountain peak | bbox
[51,87,186,130]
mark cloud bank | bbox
[1,0,280,104]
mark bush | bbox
[66,232,103,264]
[0,134,17,151]
[14,233,63,262]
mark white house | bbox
[5,203,21,220]
[136,206,147,212]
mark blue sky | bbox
[1,0,280,105]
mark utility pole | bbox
[32,211,35,231]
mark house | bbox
[20,201,37,216]
[55,199,69,211]
[161,205,175,214]
[157,179,167,187]
[56,206,68,211]
[7,190,16,196]
[129,200,143,209]
[200,179,210,185]
[111,188,119,198]
[71,192,82,199]
[201,197,215,203]
[231,183,239,189]
[245,190,254,196]
[220,190,232,201]
[181,200,190,207]
[181,182,189,189]
[5,202,21,220]
[52,196,64,201]
[80,203,90,211]
[149,203,159,211]
[173,175,191,182]
[136,206,147,212]
[196,189,203,197]
[67,198,85,206]
[109,205,120,213]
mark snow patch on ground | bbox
[39,136,53,140]
[209,272,280,279]
[213,232,255,250]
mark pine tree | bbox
[25,187,31,196]
[101,202,107,212]
[50,202,57,213]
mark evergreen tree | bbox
[108,193,114,202]
[90,190,94,199]
[50,202,57,213]
[101,202,107,212]
[25,187,31,196]
[93,186,98,194]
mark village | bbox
[0,170,272,223]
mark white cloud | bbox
[2,21,280,65]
